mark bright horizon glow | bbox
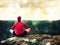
[0,0,60,21]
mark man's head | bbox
[17,16,21,22]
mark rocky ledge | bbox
[0,34,60,45]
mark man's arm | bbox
[11,23,15,30]
[10,23,16,34]
[24,23,31,33]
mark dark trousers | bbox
[13,31,27,37]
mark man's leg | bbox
[10,29,14,34]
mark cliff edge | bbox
[1,34,60,45]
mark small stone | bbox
[46,42,51,45]
[24,39,29,42]
[31,39,37,43]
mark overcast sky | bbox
[0,0,60,21]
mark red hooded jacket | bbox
[11,22,28,35]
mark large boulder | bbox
[1,34,60,45]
